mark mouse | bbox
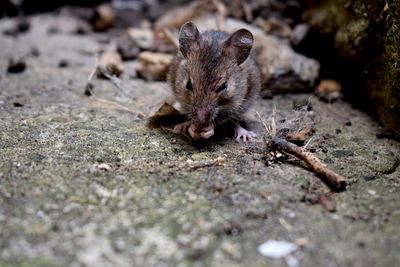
[167,21,261,142]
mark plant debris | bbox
[136,51,173,81]
[315,80,343,103]
[96,51,124,78]
[116,32,141,61]
[259,104,347,192]
[90,4,115,31]
[148,96,187,128]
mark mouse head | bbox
[174,22,254,139]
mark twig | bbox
[85,56,135,114]
[87,54,99,84]
[87,87,136,114]
[304,136,314,149]
[270,136,346,191]
[161,28,179,50]
[256,111,268,131]
[271,102,276,137]
[239,0,253,22]
[101,70,132,100]
[212,0,227,30]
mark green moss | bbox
[305,0,400,134]
[303,0,352,33]
[334,18,370,58]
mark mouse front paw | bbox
[173,121,191,135]
[234,125,257,142]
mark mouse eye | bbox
[216,82,227,93]
[186,79,193,91]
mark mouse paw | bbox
[173,121,191,135]
[234,125,257,142]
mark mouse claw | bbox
[235,125,257,142]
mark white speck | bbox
[286,255,299,267]
[98,163,111,171]
[151,141,159,148]
[36,210,45,218]
[258,240,297,258]
[367,190,376,196]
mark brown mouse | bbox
[167,22,261,142]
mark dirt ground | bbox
[0,15,399,267]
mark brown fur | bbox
[167,22,261,135]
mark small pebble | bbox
[98,163,111,171]
[7,59,26,73]
[31,48,40,57]
[3,18,30,36]
[363,175,376,181]
[258,240,297,258]
[13,102,24,107]
[58,59,69,68]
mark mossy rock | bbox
[304,0,400,135]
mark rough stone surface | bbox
[136,51,173,81]
[195,16,321,92]
[303,0,400,135]
[0,15,400,267]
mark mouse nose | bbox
[195,107,212,126]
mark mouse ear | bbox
[223,29,253,65]
[179,22,201,58]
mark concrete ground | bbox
[0,15,399,267]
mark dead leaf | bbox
[148,96,187,128]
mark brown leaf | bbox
[148,97,187,128]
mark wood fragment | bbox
[319,193,337,212]
[239,0,253,22]
[96,51,124,78]
[270,136,346,191]
[212,0,227,30]
[189,160,216,171]
[160,28,179,50]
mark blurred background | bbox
[1,0,398,135]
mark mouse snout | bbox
[188,123,214,139]
[195,106,213,126]
[187,105,216,139]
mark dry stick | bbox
[101,70,132,101]
[88,87,136,114]
[257,106,346,192]
[162,28,179,50]
[212,0,227,30]
[85,57,136,114]
[239,0,253,21]
[271,136,346,191]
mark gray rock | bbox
[194,17,320,92]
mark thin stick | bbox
[271,136,346,191]
[239,0,253,21]
[271,102,276,137]
[87,54,99,84]
[162,28,179,50]
[212,0,227,30]
[256,112,268,131]
[87,87,136,114]
[304,136,314,149]
[85,56,135,114]
[101,70,132,100]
